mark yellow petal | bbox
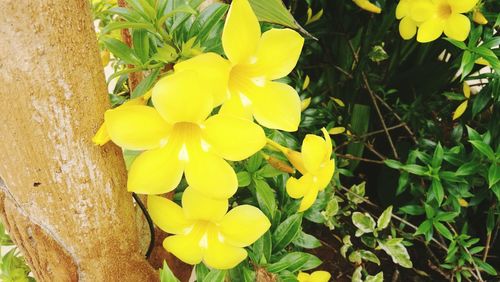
[185,152,238,199]
[104,105,171,151]
[219,205,271,247]
[147,195,193,234]
[353,0,382,14]
[286,174,313,199]
[302,134,328,172]
[302,75,310,90]
[174,53,231,106]
[463,82,471,98]
[299,186,319,212]
[128,145,184,194]
[444,13,471,42]
[204,227,247,269]
[417,18,445,43]
[92,122,111,146]
[252,29,304,80]
[182,187,228,222]
[399,17,417,40]
[222,0,260,65]
[396,0,410,19]
[450,0,478,13]
[286,150,308,175]
[310,271,332,282]
[328,127,346,135]
[473,10,488,25]
[475,57,490,66]
[321,128,332,162]
[452,100,468,120]
[163,224,206,265]
[218,93,254,120]
[297,272,311,282]
[250,81,301,132]
[203,115,265,161]
[152,70,213,124]
[315,159,335,191]
[409,1,434,22]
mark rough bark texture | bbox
[0,0,157,281]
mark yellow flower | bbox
[103,71,266,199]
[414,0,478,43]
[353,0,382,14]
[452,82,473,120]
[175,0,304,132]
[148,187,270,269]
[297,271,331,282]
[92,90,152,146]
[286,128,335,212]
[473,9,488,25]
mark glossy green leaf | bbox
[272,214,302,252]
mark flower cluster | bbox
[93,0,336,270]
[396,0,479,43]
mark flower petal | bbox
[250,81,301,132]
[417,18,444,43]
[315,159,335,191]
[204,227,247,269]
[218,93,254,120]
[219,205,271,247]
[152,70,213,124]
[127,145,184,194]
[147,195,193,234]
[396,0,410,19]
[252,29,304,80]
[321,128,332,162]
[174,53,231,106]
[299,186,319,212]
[104,105,170,151]
[399,17,417,40]
[185,152,238,199]
[310,271,332,282]
[302,134,328,172]
[450,0,478,13]
[444,13,470,42]
[297,272,310,282]
[163,225,206,265]
[203,114,265,161]
[409,1,435,22]
[286,174,313,199]
[182,187,228,222]
[222,0,260,65]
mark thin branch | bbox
[373,93,418,144]
[336,153,384,164]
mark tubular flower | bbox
[472,9,488,25]
[148,187,271,269]
[103,70,266,199]
[297,271,331,282]
[353,0,382,14]
[286,128,335,212]
[178,0,304,132]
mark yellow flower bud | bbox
[473,10,488,25]
[92,123,111,146]
[301,97,311,112]
[353,0,381,14]
[265,156,295,174]
[458,198,469,207]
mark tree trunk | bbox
[0,0,158,281]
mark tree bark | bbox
[0,0,158,281]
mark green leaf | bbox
[434,212,458,222]
[131,68,159,98]
[195,263,210,281]
[399,205,425,215]
[237,171,251,187]
[123,150,142,170]
[402,164,428,176]
[266,252,321,273]
[159,261,180,282]
[107,7,142,22]
[415,219,433,238]
[152,45,178,63]
[100,22,155,37]
[292,231,321,249]
[272,214,302,252]
[101,37,142,65]
[384,159,403,169]
[377,206,392,230]
[456,161,481,176]
[246,154,263,172]
[347,104,371,170]
[433,221,453,240]
[203,269,226,282]
[359,250,380,266]
[352,266,363,282]
[431,143,444,168]
[252,230,272,263]
[431,179,444,206]
[469,140,495,161]
[488,163,500,188]
[473,257,497,276]
[191,3,229,45]
[443,37,467,49]
[365,272,384,282]
[351,212,376,236]
[254,179,277,220]
[378,239,413,268]
[257,165,283,178]
[132,29,150,63]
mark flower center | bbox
[170,122,203,161]
[438,4,452,18]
